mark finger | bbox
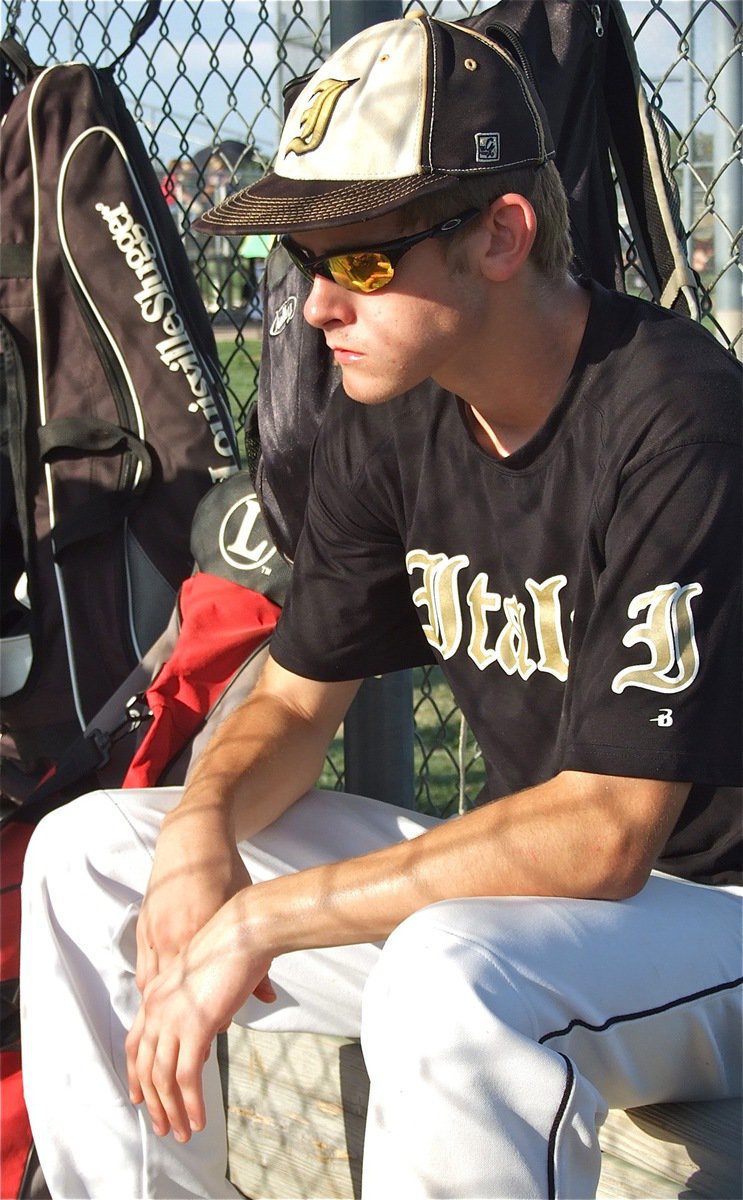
[151,1034,192,1143]
[133,1027,172,1138]
[125,1003,147,1105]
[174,1035,209,1136]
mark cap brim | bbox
[192,168,455,235]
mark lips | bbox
[329,345,364,364]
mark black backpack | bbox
[0,2,240,798]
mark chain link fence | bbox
[8,0,742,817]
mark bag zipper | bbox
[482,21,536,85]
[590,4,605,38]
[581,1,605,38]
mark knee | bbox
[361,900,535,1066]
[21,789,132,904]
[23,793,98,883]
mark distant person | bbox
[159,156,181,207]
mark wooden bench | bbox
[219,1027,742,1199]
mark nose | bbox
[303,272,356,330]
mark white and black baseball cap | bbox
[195,13,555,235]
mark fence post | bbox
[344,672,415,809]
[713,1,742,358]
[329,1,402,48]
[325,0,414,810]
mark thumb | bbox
[253,973,277,1004]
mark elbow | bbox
[597,864,651,901]
[587,832,654,900]
[560,772,688,902]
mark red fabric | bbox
[123,574,281,788]
[0,822,34,979]
[1,823,36,1198]
[1,1050,32,1199]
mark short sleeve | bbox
[271,412,435,681]
[560,441,742,785]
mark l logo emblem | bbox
[219,494,277,573]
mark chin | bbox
[341,380,401,406]
[341,366,422,407]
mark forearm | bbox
[173,656,360,842]
[179,694,330,841]
[135,658,359,989]
[232,771,691,957]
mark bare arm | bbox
[180,653,361,839]
[134,654,361,991]
[128,763,689,1138]
[237,769,690,951]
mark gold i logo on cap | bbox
[285,78,357,157]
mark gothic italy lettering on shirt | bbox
[405,552,703,694]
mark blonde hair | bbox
[399,161,573,282]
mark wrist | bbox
[233,878,296,959]
[165,783,237,831]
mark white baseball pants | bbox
[20,786,742,1199]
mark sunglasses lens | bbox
[328,252,395,294]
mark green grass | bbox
[318,667,486,820]
[217,336,262,432]
[412,665,486,817]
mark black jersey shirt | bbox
[272,282,742,885]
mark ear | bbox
[478,194,537,282]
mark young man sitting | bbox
[22,14,741,1199]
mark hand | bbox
[135,799,253,995]
[126,893,275,1142]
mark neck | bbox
[441,272,591,459]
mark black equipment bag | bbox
[0,2,239,789]
[0,468,290,824]
[251,0,700,564]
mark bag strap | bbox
[604,0,699,318]
[0,0,160,83]
[38,417,153,559]
[0,317,30,557]
[109,0,161,68]
[0,729,114,828]
[0,33,37,85]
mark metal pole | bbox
[326,0,414,809]
[330,1,402,49]
[344,672,415,809]
[713,1,742,358]
[682,0,696,238]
